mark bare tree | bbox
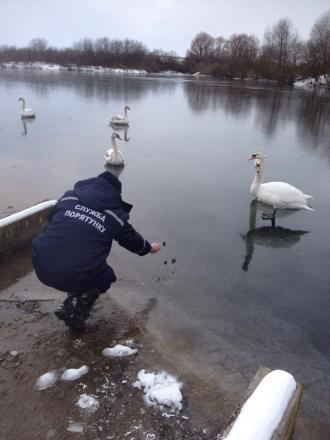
[263,18,299,81]
[94,37,111,65]
[187,32,215,61]
[145,49,182,72]
[213,36,226,59]
[29,38,48,52]
[73,38,95,64]
[225,33,258,78]
[307,10,330,76]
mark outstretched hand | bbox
[150,242,161,254]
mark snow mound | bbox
[61,365,89,381]
[67,422,84,433]
[133,369,183,411]
[224,370,296,440]
[35,370,59,390]
[102,344,137,358]
[77,394,99,412]
[294,77,316,87]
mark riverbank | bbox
[0,245,225,440]
[2,61,329,88]
[0,61,148,76]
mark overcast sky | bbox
[0,0,329,56]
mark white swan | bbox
[249,152,313,222]
[104,132,125,166]
[110,105,130,126]
[18,97,36,118]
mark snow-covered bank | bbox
[0,200,57,227]
[294,74,329,88]
[0,62,206,78]
[0,61,147,76]
[223,370,296,440]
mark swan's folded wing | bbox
[260,182,308,208]
[112,114,123,121]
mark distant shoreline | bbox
[0,61,148,76]
[1,62,329,89]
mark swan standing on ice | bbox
[249,152,313,225]
[110,106,130,126]
[18,97,36,118]
[104,132,125,166]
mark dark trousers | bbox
[33,261,116,295]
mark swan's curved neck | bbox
[20,99,26,110]
[124,107,128,118]
[250,165,263,197]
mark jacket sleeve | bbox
[115,221,151,256]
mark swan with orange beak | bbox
[249,152,313,225]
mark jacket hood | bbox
[73,173,123,211]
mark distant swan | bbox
[249,152,313,224]
[110,106,130,126]
[104,132,125,166]
[18,97,36,118]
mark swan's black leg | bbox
[271,213,276,227]
[262,208,277,226]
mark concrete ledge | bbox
[0,200,56,254]
[219,366,303,440]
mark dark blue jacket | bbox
[32,172,151,294]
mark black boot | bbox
[54,289,100,330]
[78,289,100,310]
[54,294,87,330]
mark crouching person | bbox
[32,170,161,330]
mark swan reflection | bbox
[104,163,124,179]
[241,200,309,271]
[20,118,36,136]
[110,124,130,142]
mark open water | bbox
[0,70,329,437]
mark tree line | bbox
[185,11,330,82]
[0,10,329,82]
[0,37,183,73]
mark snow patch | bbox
[61,365,89,381]
[1,62,147,76]
[67,422,84,433]
[133,369,183,411]
[35,370,59,390]
[102,344,137,358]
[0,200,57,227]
[294,75,329,88]
[10,350,19,357]
[223,370,296,440]
[77,393,99,412]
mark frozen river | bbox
[0,70,330,438]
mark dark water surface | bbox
[1,70,330,437]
